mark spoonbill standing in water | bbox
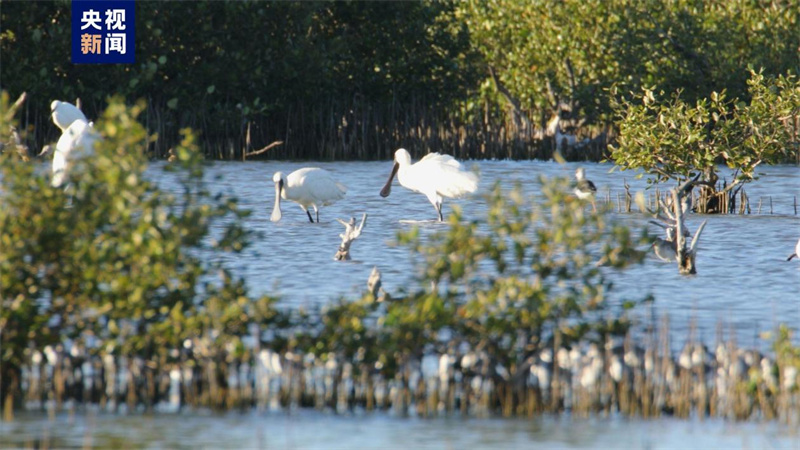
[379,148,479,222]
[51,100,88,132]
[573,167,597,212]
[270,168,347,223]
[787,238,800,261]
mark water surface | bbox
[2,410,797,449]
[151,160,800,346]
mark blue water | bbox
[150,160,800,347]
[8,158,800,447]
[3,410,797,449]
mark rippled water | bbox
[150,160,800,345]
[8,159,800,447]
[3,410,798,449]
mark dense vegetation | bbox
[611,69,800,212]
[0,96,648,413]
[1,0,798,161]
[0,94,284,414]
[4,98,800,421]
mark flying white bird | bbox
[574,167,597,212]
[379,148,478,222]
[51,100,88,132]
[51,119,99,188]
[787,238,800,261]
[270,168,347,223]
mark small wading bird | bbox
[270,168,346,223]
[380,148,479,222]
[652,231,678,262]
[573,167,597,212]
[787,238,800,261]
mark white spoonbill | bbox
[51,100,88,132]
[270,168,347,223]
[52,119,99,188]
[574,167,597,212]
[379,148,478,222]
[787,238,800,261]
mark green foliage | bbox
[610,69,800,189]
[0,1,479,153]
[458,0,800,130]
[302,177,650,375]
[458,0,622,123]
[0,94,280,376]
[774,325,800,372]
[395,180,649,367]
[2,1,798,158]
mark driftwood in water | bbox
[640,175,707,275]
[334,213,367,261]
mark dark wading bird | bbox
[379,148,478,222]
[573,167,597,212]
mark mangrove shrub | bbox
[458,0,800,133]
[0,93,281,413]
[610,69,800,212]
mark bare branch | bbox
[10,127,30,161]
[489,65,534,132]
[244,140,284,158]
[689,220,707,254]
[677,172,702,196]
[3,92,27,122]
[564,58,578,114]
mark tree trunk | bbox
[2,365,20,420]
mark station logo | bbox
[71,0,135,64]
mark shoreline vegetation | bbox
[11,320,800,423]
[2,0,800,426]
[2,97,799,423]
[2,2,798,163]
